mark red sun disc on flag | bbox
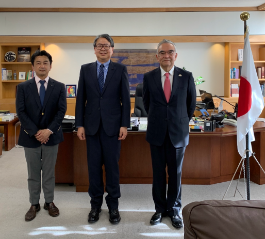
[237,76,252,117]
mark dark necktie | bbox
[40,80,45,106]
[98,64,105,93]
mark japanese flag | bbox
[237,28,264,158]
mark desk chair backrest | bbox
[132,83,148,117]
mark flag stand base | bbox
[222,151,265,200]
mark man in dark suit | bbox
[143,39,196,229]
[16,50,67,221]
[75,34,130,224]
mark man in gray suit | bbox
[143,39,196,229]
[16,50,66,221]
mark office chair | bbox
[131,83,148,117]
[200,90,215,109]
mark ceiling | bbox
[0,0,265,9]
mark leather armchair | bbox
[183,200,265,239]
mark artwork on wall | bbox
[111,49,159,96]
[66,85,76,98]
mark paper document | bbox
[257,118,265,122]
[64,115,75,119]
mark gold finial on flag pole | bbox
[240,12,250,38]
[240,12,250,21]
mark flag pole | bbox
[240,12,251,200]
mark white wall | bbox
[0,12,265,35]
[1,11,263,95]
[45,42,224,96]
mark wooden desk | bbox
[0,117,20,151]
[55,132,74,184]
[55,122,265,191]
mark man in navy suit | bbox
[143,39,196,229]
[16,50,67,221]
[75,34,130,224]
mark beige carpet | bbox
[1,146,265,239]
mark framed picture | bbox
[66,85,76,98]
[19,72,26,80]
[111,49,159,96]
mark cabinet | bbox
[224,42,265,98]
[0,43,44,112]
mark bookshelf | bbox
[224,42,265,98]
[0,43,44,112]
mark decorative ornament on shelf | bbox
[194,76,205,85]
[4,51,16,62]
[182,67,205,85]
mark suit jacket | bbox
[16,77,67,148]
[143,66,196,147]
[75,61,131,136]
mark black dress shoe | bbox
[169,215,183,229]
[109,209,121,224]
[150,212,163,225]
[88,208,101,223]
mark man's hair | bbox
[93,34,114,47]
[157,39,177,53]
[31,50,53,65]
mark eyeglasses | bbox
[95,44,112,50]
[158,50,175,56]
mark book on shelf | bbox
[232,68,236,79]
[257,67,262,79]
[238,49,243,61]
[261,66,265,79]
[231,84,239,97]
[7,70,12,80]
[239,66,242,78]
[26,70,35,80]
[261,84,264,97]
[260,83,265,97]
[235,69,239,79]
[1,68,7,80]
[17,47,31,62]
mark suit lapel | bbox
[102,61,116,95]
[170,67,180,101]
[153,68,167,102]
[29,78,42,109]
[90,62,100,94]
[42,78,55,109]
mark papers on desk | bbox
[130,117,139,127]
[257,118,265,122]
[64,115,75,120]
[0,113,14,121]
[128,117,147,131]
[139,117,147,131]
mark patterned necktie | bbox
[39,80,45,106]
[164,73,171,102]
[98,64,105,93]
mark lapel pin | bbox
[179,74,182,77]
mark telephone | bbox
[222,118,237,127]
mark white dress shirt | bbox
[35,75,49,95]
[160,66,174,91]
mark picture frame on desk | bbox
[66,85,76,98]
